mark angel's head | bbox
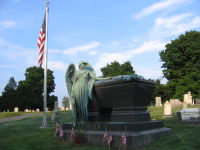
[79,61,91,70]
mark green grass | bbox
[143,105,200,150]
[1,106,200,150]
[0,111,108,150]
[0,112,27,119]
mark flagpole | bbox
[41,1,49,128]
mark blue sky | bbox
[1,0,200,105]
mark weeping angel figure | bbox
[65,61,96,125]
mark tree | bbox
[16,66,56,110]
[62,96,70,109]
[4,77,17,92]
[160,31,200,99]
[0,77,18,111]
[153,79,175,102]
[101,61,135,77]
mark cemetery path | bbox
[0,113,42,123]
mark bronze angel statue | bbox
[65,61,96,125]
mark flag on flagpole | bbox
[37,14,46,67]
[103,131,109,142]
[107,133,112,145]
[121,132,127,145]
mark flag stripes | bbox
[37,14,46,67]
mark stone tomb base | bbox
[177,108,200,124]
[63,121,171,150]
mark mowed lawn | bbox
[0,112,27,119]
[0,106,200,150]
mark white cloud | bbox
[48,61,67,71]
[133,0,190,19]
[0,37,37,67]
[94,40,166,76]
[150,13,200,38]
[88,51,97,55]
[63,41,100,55]
[0,20,16,28]
[134,66,163,80]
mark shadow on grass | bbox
[1,108,200,150]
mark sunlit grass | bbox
[1,106,200,150]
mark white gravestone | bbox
[14,107,18,112]
[155,97,162,107]
[24,109,29,112]
[177,108,200,122]
[36,109,40,112]
[60,106,65,111]
[184,91,192,105]
[164,101,172,117]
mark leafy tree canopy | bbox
[101,61,135,77]
[0,66,57,111]
[160,31,200,99]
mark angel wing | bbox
[65,63,76,97]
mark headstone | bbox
[24,109,29,112]
[28,109,31,112]
[51,101,59,121]
[7,110,9,112]
[36,109,40,112]
[195,99,200,104]
[60,106,65,111]
[169,99,181,108]
[184,91,192,104]
[177,108,200,123]
[164,101,172,117]
[54,101,59,112]
[46,108,49,112]
[14,107,18,112]
[32,110,35,112]
[182,102,188,109]
[155,97,162,107]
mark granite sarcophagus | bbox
[63,77,171,150]
[88,78,155,122]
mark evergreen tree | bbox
[0,77,18,111]
[4,77,17,93]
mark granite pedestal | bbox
[63,78,171,150]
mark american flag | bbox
[103,131,109,142]
[37,14,46,67]
[107,133,112,145]
[55,123,61,137]
[59,127,64,138]
[121,132,127,145]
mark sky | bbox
[0,0,200,106]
